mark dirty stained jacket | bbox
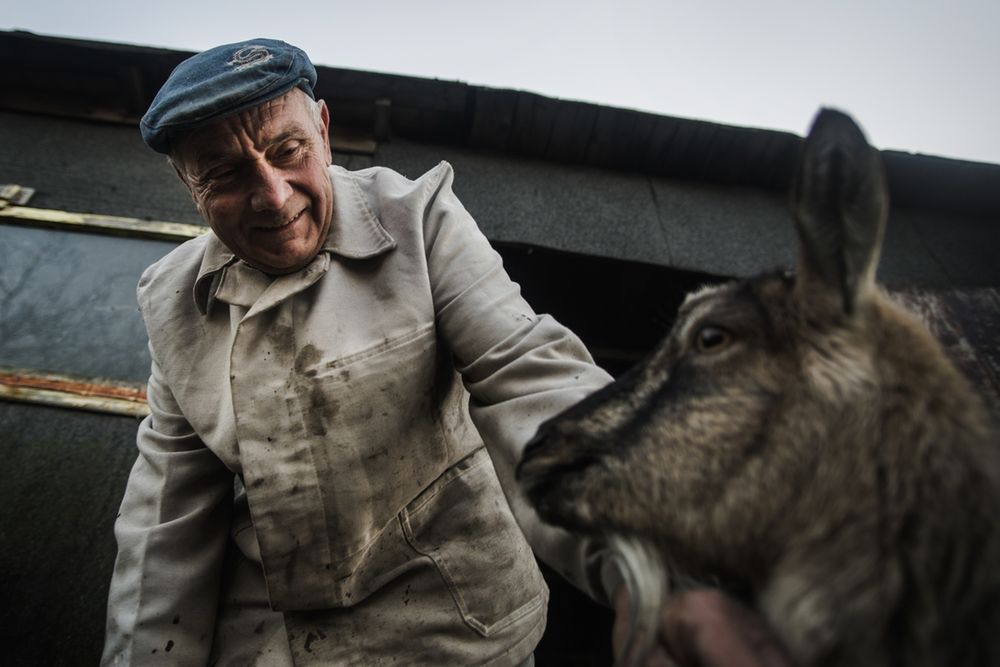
[102,162,615,665]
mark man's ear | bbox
[170,157,189,188]
[317,99,332,165]
[168,156,203,211]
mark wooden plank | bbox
[0,204,207,242]
[0,369,148,418]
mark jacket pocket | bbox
[400,447,548,637]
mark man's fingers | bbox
[611,585,675,666]
[661,590,795,667]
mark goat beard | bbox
[605,534,671,667]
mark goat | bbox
[517,109,1000,667]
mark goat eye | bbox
[695,326,732,352]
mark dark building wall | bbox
[0,404,139,666]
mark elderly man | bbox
[103,39,791,667]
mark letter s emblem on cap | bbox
[227,45,273,71]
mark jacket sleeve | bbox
[421,162,618,603]
[102,349,233,666]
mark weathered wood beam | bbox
[0,203,206,242]
[0,368,149,418]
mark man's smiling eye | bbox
[205,166,237,181]
[274,142,302,160]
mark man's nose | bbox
[249,161,293,212]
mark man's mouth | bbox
[254,207,307,231]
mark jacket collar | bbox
[192,165,396,314]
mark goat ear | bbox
[791,108,889,315]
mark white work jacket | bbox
[102,162,614,666]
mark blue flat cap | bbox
[140,38,317,153]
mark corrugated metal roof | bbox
[3,29,998,218]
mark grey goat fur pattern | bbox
[518,109,1000,667]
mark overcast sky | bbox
[6,0,999,164]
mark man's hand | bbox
[612,586,795,667]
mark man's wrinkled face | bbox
[172,88,334,275]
